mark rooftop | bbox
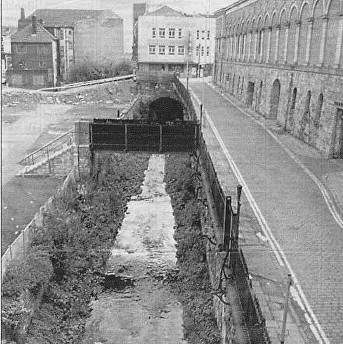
[11,22,56,43]
[26,9,121,27]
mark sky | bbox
[2,0,234,52]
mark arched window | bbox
[304,90,311,115]
[269,13,277,62]
[263,15,270,62]
[278,10,287,62]
[314,93,324,127]
[298,3,310,65]
[324,0,340,67]
[287,7,298,64]
[291,88,297,112]
[309,0,324,65]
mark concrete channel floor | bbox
[82,154,187,344]
[189,79,343,344]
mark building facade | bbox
[8,15,59,88]
[135,5,216,77]
[18,8,124,82]
[214,0,343,158]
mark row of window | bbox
[151,28,211,40]
[148,45,211,57]
[149,45,185,55]
[196,45,210,56]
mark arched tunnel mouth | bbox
[148,97,184,123]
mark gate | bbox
[90,119,199,152]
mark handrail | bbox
[37,74,134,92]
[19,129,74,166]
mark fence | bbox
[197,125,271,344]
[90,119,199,152]
[1,169,77,279]
[19,129,74,167]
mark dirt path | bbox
[82,154,187,344]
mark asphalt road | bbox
[190,80,343,344]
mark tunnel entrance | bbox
[148,97,184,123]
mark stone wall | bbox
[214,0,343,157]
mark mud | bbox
[82,154,187,344]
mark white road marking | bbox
[190,87,331,344]
[209,83,343,230]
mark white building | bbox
[136,5,216,77]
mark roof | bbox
[146,5,185,17]
[11,22,56,43]
[26,9,121,27]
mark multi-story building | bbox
[134,4,216,77]
[8,15,59,88]
[214,0,343,158]
[18,8,124,81]
[1,26,16,83]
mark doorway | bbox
[246,81,255,107]
[332,108,343,158]
[269,79,281,119]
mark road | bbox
[190,80,343,344]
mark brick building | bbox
[214,0,343,158]
[133,4,216,77]
[18,8,124,81]
[8,16,59,88]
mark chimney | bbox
[21,8,25,20]
[32,15,37,34]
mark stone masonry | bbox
[214,0,343,158]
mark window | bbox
[206,46,210,56]
[159,45,165,54]
[60,30,64,39]
[201,46,204,56]
[39,61,46,68]
[178,28,182,38]
[37,45,50,55]
[149,45,156,54]
[68,30,72,35]
[202,30,205,39]
[196,46,199,56]
[196,30,200,39]
[168,46,175,55]
[159,28,165,38]
[178,46,185,55]
[16,44,27,54]
[207,30,210,39]
[152,28,156,38]
[67,40,73,50]
[169,28,175,38]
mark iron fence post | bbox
[280,274,292,344]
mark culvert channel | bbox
[82,154,187,344]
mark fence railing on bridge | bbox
[197,130,271,344]
[90,119,199,152]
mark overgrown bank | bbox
[164,153,221,344]
[1,153,150,344]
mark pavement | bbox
[189,79,343,344]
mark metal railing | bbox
[197,128,271,344]
[19,129,74,167]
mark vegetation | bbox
[1,153,149,344]
[165,153,221,344]
[68,60,133,83]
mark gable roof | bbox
[11,22,56,43]
[146,5,185,17]
[26,9,121,27]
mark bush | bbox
[68,60,133,83]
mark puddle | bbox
[82,154,187,344]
